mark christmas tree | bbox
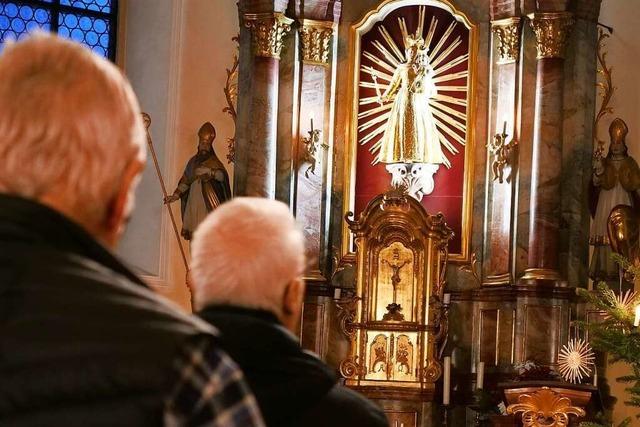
[577,256,640,427]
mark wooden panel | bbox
[300,302,326,355]
[480,309,499,366]
[523,305,561,363]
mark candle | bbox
[593,367,598,387]
[635,305,640,327]
[310,115,315,133]
[476,361,485,390]
[502,120,507,136]
[443,356,451,405]
[443,293,451,305]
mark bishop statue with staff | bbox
[165,122,232,240]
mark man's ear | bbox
[282,278,305,333]
[102,159,144,248]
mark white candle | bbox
[443,293,451,304]
[635,305,640,327]
[593,367,598,387]
[477,361,485,390]
[443,356,451,405]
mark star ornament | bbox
[557,339,595,384]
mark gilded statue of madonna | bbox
[374,35,445,166]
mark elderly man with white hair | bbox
[191,198,388,427]
[0,34,264,427]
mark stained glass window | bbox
[0,0,118,60]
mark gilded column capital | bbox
[299,19,335,66]
[527,12,574,60]
[491,17,522,64]
[244,12,294,59]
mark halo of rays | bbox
[557,338,595,384]
[358,6,469,167]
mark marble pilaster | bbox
[483,17,522,286]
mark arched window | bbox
[0,0,118,60]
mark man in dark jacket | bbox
[190,198,388,427]
[0,34,264,426]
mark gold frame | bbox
[341,0,478,263]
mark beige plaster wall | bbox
[597,1,640,424]
[119,0,239,311]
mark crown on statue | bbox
[405,34,427,51]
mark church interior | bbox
[3,0,640,426]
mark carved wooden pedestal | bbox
[501,382,595,427]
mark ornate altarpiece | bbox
[340,192,453,405]
[342,0,477,263]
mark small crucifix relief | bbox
[382,248,410,321]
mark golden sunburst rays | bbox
[358,6,469,166]
[557,338,595,384]
[604,289,638,321]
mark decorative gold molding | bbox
[459,252,481,286]
[223,36,239,164]
[521,267,562,281]
[593,27,615,154]
[300,19,335,66]
[491,17,521,64]
[244,12,294,59]
[507,387,585,427]
[527,12,574,60]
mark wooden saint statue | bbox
[165,122,231,240]
[589,118,640,281]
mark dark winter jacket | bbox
[199,305,388,427]
[0,194,214,426]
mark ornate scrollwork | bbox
[593,27,615,155]
[459,252,481,287]
[336,294,360,338]
[491,17,522,64]
[339,356,363,379]
[422,360,442,383]
[300,19,335,66]
[507,387,586,427]
[244,12,293,59]
[223,36,239,163]
[528,12,574,60]
[431,295,450,358]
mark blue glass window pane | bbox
[0,2,51,54]
[57,12,111,58]
[0,1,116,59]
[60,0,112,14]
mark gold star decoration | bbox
[557,338,595,384]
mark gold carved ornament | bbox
[528,12,574,60]
[300,19,335,66]
[340,192,453,397]
[223,36,239,164]
[507,387,585,427]
[491,17,521,64]
[593,27,614,155]
[244,12,293,59]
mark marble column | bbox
[521,12,574,284]
[483,17,522,286]
[241,12,293,197]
